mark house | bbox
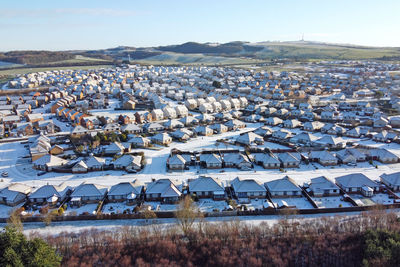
[103,123,120,134]
[69,183,108,206]
[151,109,164,121]
[222,152,252,169]
[314,136,346,149]
[308,176,340,197]
[303,121,324,132]
[265,117,283,126]
[151,132,172,145]
[107,181,143,203]
[85,156,106,171]
[163,119,184,130]
[129,136,150,148]
[230,177,267,199]
[72,160,88,173]
[290,132,318,145]
[272,129,292,140]
[121,124,142,134]
[168,154,189,170]
[236,132,264,146]
[122,100,136,110]
[32,154,68,171]
[104,142,125,155]
[367,148,399,164]
[28,183,72,204]
[144,122,164,133]
[145,179,182,203]
[162,106,177,119]
[188,176,226,200]
[265,176,302,197]
[309,150,338,166]
[170,128,193,141]
[175,105,189,117]
[380,172,400,191]
[253,153,280,169]
[199,153,223,169]
[71,125,89,138]
[335,173,379,194]
[372,131,398,143]
[113,155,142,171]
[278,152,300,168]
[224,119,245,130]
[210,123,228,134]
[0,183,32,206]
[283,119,302,129]
[179,116,199,126]
[194,125,213,136]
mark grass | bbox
[0,64,114,76]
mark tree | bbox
[7,208,23,233]
[212,81,221,88]
[175,196,203,235]
[0,227,61,267]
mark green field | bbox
[0,64,114,76]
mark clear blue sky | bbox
[1,0,399,51]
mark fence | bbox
[3,203,400,224]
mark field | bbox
[0,64,114,76]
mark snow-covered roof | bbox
[335,173,378,188]
[108,181,143,197]
[188,176,224,192]
[309,176,339,192]
[265,176,301,192]
[70,183,108,198]
[231,177,266,193]
[29,183,71,199]
[380,172,400,187]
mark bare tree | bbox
[7,208,23,232]
[175,195,203,235]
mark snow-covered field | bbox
[311,196,353,208]
[102,202,134,214]
[64,204,98,216]
[272,197,315,209]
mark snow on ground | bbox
[102,202,135,214]
[144,202,178,211]
[13,209,400,236]
[351,194,394,206]
[64,204,98,216]
[196,199,228,212]
[244,199,268,210]
[272,197,315,209]
[0,204,22,218]
[311,196,353,208]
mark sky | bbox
[0,0,399,51]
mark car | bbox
[37,171,46,176]
[1,171,8,177]
[347,162,357,167]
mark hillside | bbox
[1,41,400,68]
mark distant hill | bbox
[0,51,75,65]
[1,41,400,67]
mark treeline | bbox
[157,41,263,55]
[0,51,75,65]
[32,208,400,267]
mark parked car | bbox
[2,171,8,177]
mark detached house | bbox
[28,183,72,204]
[108,181,143,203]
[70,183,108,206]
[308,176,340,197]
[230,177,267,199]
[188,176,225,200]
[265,176,302,197]
[335,173,379,195]
[380,172,400,191]
[145,179,182,203]
[0,183,32,206]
